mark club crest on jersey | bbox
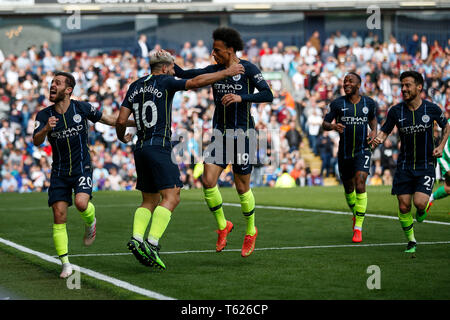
[34,121,40,129]
[422,115,430,123]
[362,107,369,114]
[232,74,241,81]
[254,73,264,83]
[73,114,82,123]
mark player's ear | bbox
[66,86,73,95]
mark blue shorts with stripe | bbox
[338,149,371,181]
[48,171,93,207]
[205,134,254,175]
[391,166,436,196]
[134,144,182,193]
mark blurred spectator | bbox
[380,138,397,177]
[180,41,193,61]
[306,107,322,155]
[382,169,393,185]
[0,30,448,194]
[134,34,150,60]
[285,120,303,152]
[192,40,209,60]
[309,31,322,53]
[317,130,333,177]
[419,35,430,62]
[308,168,323,186]
[1,171,18,192]
[107,167,122,191]
[407,33,419,57]
[369,167,383,186]
[275,170,296,188]
[290,159,306,186]
[300,41,318,65]
[245,38,260,64]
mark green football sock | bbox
[79,202,95,226]
[398,210,416,242]
[239,189,256,236]
[148,206,172,246]
[53,223,69,264]
[354,192,367,229]
[433,186,448,200]
[133,207,151,242]
[345,190,356,215]
[203,185,227,230]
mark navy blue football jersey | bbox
[121,74,187,148]
[33,100,103,176]
[381,100,448,170]
[324,95,377,159]
[175,59,273,132]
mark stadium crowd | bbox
[0,30,449,193]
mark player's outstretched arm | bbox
[185,64,244,90]
[174,64,216,79]
[115,107,134,144]
[367,117,378,142]
[369,131,388,150]
[433,122,450,158]
[99,110,135,127]
[322,121,345,133]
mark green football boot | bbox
[404,241,417,253]
[140,240,166,270]
[127,238,152,267]
[416,208,428,223]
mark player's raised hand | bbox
[225,63,244,77]
[333,123,345,133]
[46,116,58,130]
[432,146,444,158]
[221,93,242,106]
[369,136,382,150]
[123,132,134,143]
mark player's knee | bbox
[161,191,180,211]
[201,175,215,189]
[413,200,427,212]
[75,199,88,212]
[235,184,249,195]
[53,209,67,224]
[398,203,411,214]
[355,183,366,194]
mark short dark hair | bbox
[346,72,361,84]
[400,70,424,87]
[212,27,244,52]
[54,71,76,89]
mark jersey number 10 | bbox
[133,101,157,131]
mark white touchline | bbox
[3,201,449,226]
[60,241,450,258]
[223,202,450,226]
[0,237,176,300]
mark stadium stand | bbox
[0,22,449,192]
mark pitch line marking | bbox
[3,201,449,226]
[222,202,450,226]
[61,241,450,258]
[0,237,175,300]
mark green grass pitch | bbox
[0,186,449,300]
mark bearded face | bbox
[49,75,71,103]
